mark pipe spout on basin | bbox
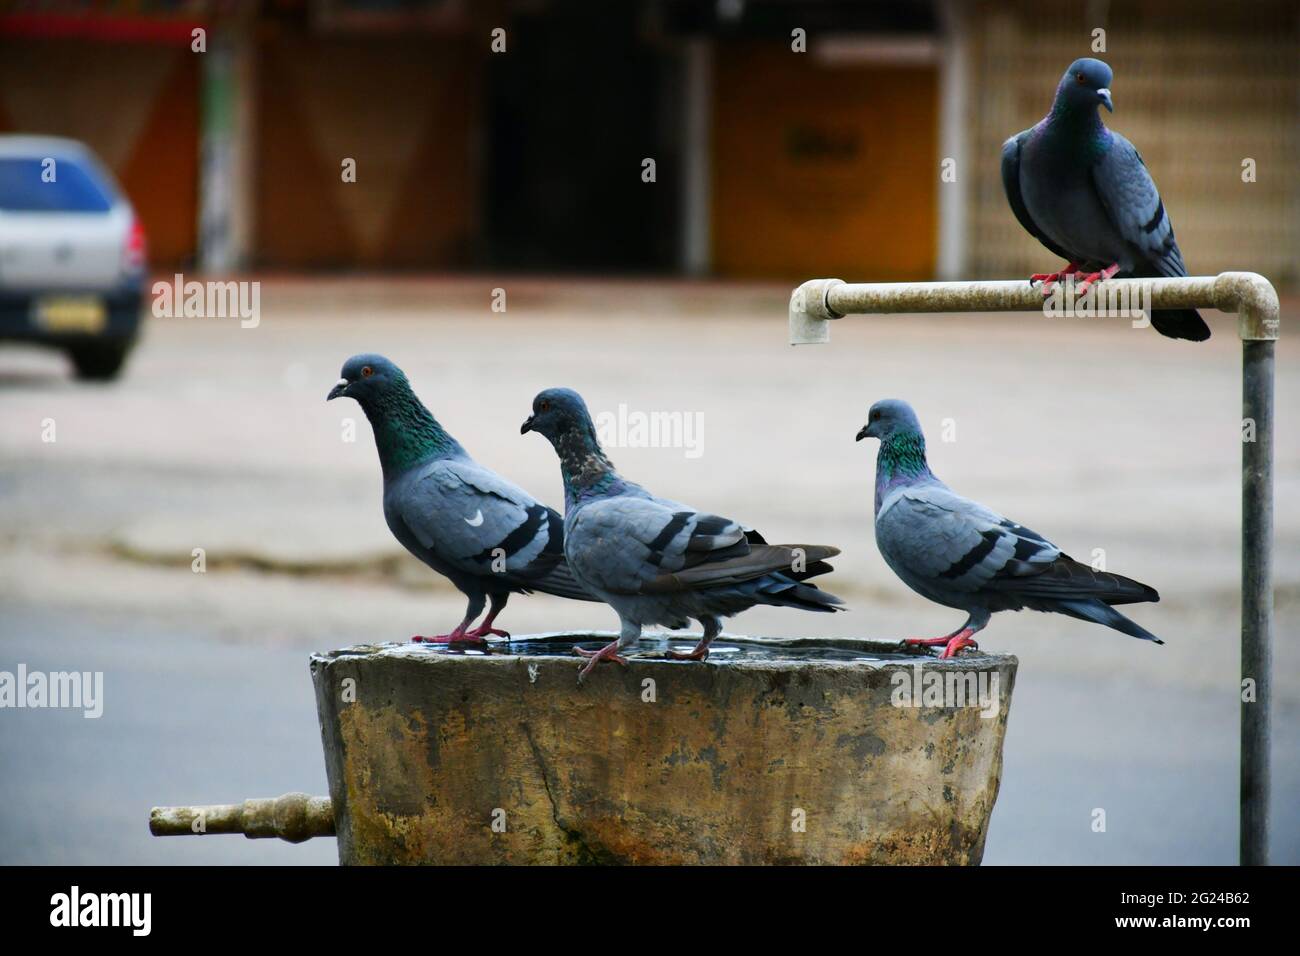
[149,792,335,843]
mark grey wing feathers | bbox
[520,557,596,601]
[642,543,840,594]
[1091,133,1185,278]
[1001,131,1072,261]
[881,484,1156,606]
[568,499,737,595]
[397,458,561,581]
[570,498,835,597]
[1090,134,1210,340]
[985,554,1158,606]
[879,485,1061,592]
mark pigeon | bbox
[856,399,1162,657]
[1001,57,1211,341]
[328,354,594,643]
[521,387,844,680]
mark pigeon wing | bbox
[1002,130,1073,261]
[568,497,760,596]
[570,497,838,597]
[1091,132,1186,278]
[878,484,1061,593]
[395,458,559,580]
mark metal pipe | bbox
[789,272,1278,343]
[1241,339,1274,866]
[788,271,1279,866]
[149,792,335,843]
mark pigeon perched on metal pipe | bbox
[521,387,844,681]
[1001,57,1211,341]
[328,355,594,644]
[857,399,1162,658]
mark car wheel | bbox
[68,341,132,381]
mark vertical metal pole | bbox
[1241,339,1274,866]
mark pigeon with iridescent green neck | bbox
[522,387,844,682]
[1002,57,1210,341]
[328,354,594,644]
[857,399,1163,657]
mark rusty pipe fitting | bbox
[149,792,335,843]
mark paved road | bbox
[0,607,336,865]
[1,278,1296,864]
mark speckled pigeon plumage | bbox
[328,354,594,643]
[521,388,843,680]
[857,399,1162,658]
[1002,57,1211,341]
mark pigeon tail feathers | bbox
[1048,598,1163,644]
[516,559,599,602]
[1150,309,1211,341]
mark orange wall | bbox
[0,38,199,269]
[712,42,937,281]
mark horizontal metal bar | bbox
[149,792,335,843]
[789,272,1279,344]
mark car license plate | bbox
[33,296,107,334]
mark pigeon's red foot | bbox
[412,629,487,645]
[1074,263,1121,298]
[902,629,979,657]
[1030,262,1081,296]
[902,635,957,647]
[665,643,710,662]
[574,641,628,681]
[462,625,510,640]
[939,629,980,659]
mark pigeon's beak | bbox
[327,378,349,402]
[520,415,535,435]
[1097,88,1113,112]
[855,425,870,442]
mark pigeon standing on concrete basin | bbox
[857,399,1162,657]
[1002,57,1211,341]
[328,354,593,643]
[521,387,844,681]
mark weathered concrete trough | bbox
[310,633,1017,865]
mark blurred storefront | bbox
[0,18,201,268]
[0,0,1295,285]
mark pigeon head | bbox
[1056,57,1113,114]
[327,354,458,474]
[520,387,595,442]
[859,400,933,501]
[856,399,924,444]
[522,387,617,497]
[327,353,405,405]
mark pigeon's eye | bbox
[361,366,374,378]
[539,400,551,413]
[870,411,880,422]
[1074,72,1086,84]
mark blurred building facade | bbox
[1,0,1295,285]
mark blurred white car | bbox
[0,135,147,379]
